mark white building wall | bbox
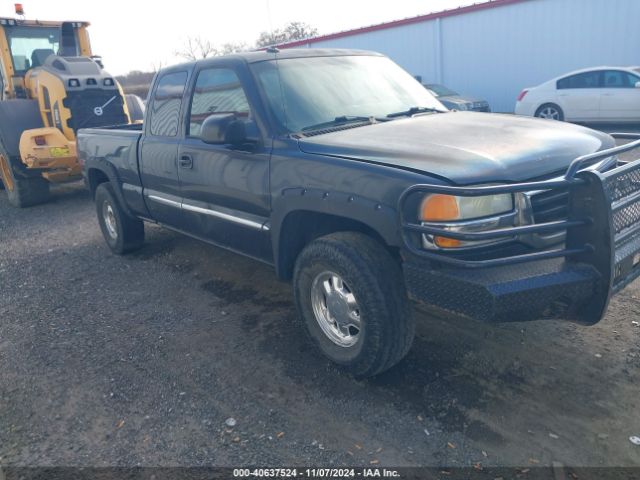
[294,0,640,112]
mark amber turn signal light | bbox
[419,194,462,248]
[420,194,459,221]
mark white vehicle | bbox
[515,66,640,123]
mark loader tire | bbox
[0,144,50,208]
[125,94,145,122]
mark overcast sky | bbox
[0,0,475,75]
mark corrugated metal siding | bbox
[298,0,640,112]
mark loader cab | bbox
[0,18,91,100]
[0,18,129,142]
[0,16,131,208]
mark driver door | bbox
[177,65,271,261]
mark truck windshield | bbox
[5,25,62,73]
[251,55,445,133]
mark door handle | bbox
[179,154,193,169]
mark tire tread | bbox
[95,182,144,254]
[0,151,50,207]
[294,232,414,377]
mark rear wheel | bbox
[95,182,144,254]
[535,103,564,121]
[293,232,414,377]
[0,144,50,207]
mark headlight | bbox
[420,193,513,221]
[419,193,514,248]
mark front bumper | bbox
[399,133,640,324]
[404,256,599,323]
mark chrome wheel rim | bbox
[102,201,118,240]
[538,107,560,120]
[310,271,361,347]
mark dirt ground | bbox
[0,132,639,469]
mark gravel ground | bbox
[0,132,639,469]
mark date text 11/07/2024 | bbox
[232,468,401,477]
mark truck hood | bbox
[297,112,615,184]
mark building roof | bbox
[276,0,532,48]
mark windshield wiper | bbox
[301,116,376,132]
[386,106,446,118]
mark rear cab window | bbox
[148,71,188,137]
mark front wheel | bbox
[95,182,144,254]
[293,232,414,377]
[535,103,564,121]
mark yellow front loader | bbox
[0,14,138,207]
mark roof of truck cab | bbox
[236,48,382,63]
[161,48,384,73]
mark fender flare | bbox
[84,159,136,219]
[270,187,401,278]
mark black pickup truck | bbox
[79,49,640,377]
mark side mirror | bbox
[635,81,640,88]
[200,113,248,145]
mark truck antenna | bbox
[265,0,274,39]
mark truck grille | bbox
[530,188,569,223]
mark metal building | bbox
[277,0,640,113]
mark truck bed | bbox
[78,124,145,216]
[77,124,142,163]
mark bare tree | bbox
[220,42,249,55]
[256,29,288,48]
[283,21,318,42]
[175,37,249,61]
[150,60,165,73]
[256,21,318,47]
[175,36,218,60]
[117,70,156,99]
